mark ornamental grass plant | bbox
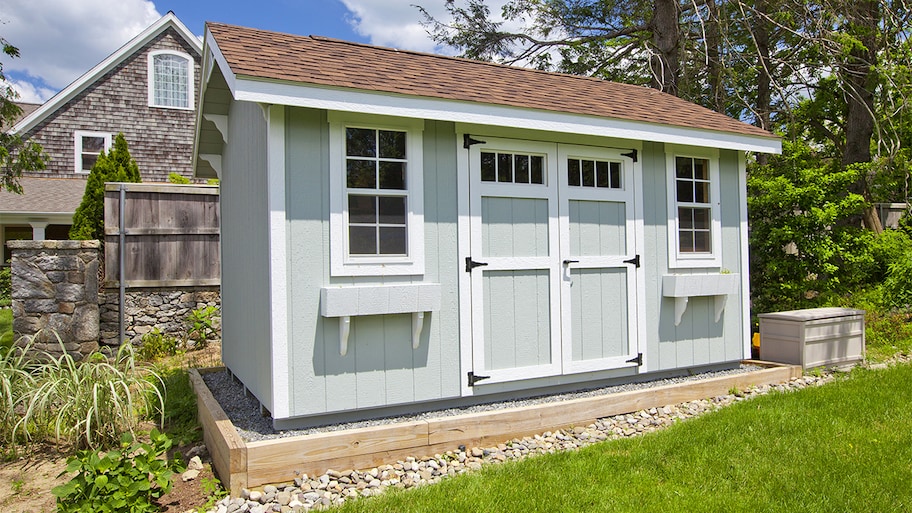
[14,338,164,450]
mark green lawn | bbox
[340,364,912,513]
[0,308,12,348]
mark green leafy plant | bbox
[138,328,182,361]
[882,248,912,310]
[0,341,34,451]
[156,367,200,445]
[17,341,164,449]
[0,263,11,307]
[186,306,219,349]
[70,133,141,241]
[167,172,191,184]
[52,429,184,513]
[196,476,228,513]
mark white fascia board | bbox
[12,12,203,135]
[230,78,782,154]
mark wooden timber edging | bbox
[190,362,802,495]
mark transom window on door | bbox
[666,147,722,268]
[346,128,408,255]
[567,158,621,189]
[148,50,193,109]
[328,113,425,276]
[480,151,544,184]
[73,131,111,173]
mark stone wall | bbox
[100,288,221,347]
[9,240,100,360]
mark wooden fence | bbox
[104,183,220,288]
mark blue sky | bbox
[2,0,469,103]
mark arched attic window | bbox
[148,50,193,110]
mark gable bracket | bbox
[622,149,638,162]
[463,134,486,149]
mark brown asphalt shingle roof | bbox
[0,177,86,214]
[207,22,775,141]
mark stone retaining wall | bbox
[9,240,100,360]
[9,240,222,359]
[100,288,221,347]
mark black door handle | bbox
[563,259,579,265]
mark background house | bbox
[195,22,781,429]
[0,12,202,260]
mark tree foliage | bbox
[0,36,48,193]
[70,133,141,241]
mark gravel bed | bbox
[202,363,764,442]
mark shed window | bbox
[666,147,721,268]
[329,114,425,276]
[148,50,193,109]
[74,131,111,174]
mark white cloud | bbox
[340,1,446,52]
[4,78,56,104]
[1,0,161,90]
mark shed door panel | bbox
[465,138,639,386]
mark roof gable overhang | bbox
[193,27,780,179]
[12,12,203,135]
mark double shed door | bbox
[466,137,640,386]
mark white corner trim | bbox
[266,104,289,418]
[229,78,781,154]
[738,151,751,359]
[13,12,201,135]
[456,133,474,397]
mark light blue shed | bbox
[193,22,781,429]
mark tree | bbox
[70,133,141,241]
[0,36,47,193]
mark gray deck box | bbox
[759,307,865,369]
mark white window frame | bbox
[666,145,722,268]
[147,50,194,110]
[73,131,112,174]
[328,112,425,276]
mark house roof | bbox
[12,12,202,135]
[201,22,779,154]
[0,177,86,215]
[12,102,41,125]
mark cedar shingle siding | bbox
[22,28,201,183]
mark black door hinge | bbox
[465,257,489,272]
[463,134,487,149]
[623,254,640,268]
[468,372,490,386]
[621,149,638,162]
[626,353,643,366]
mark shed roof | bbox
[204,22,776,144]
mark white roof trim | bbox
[201,29,780,155]
[12,12,203,135]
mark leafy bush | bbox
[70,133,141,241]
[167,172,190,184]
[186,306,219,348]
[883,249,912,309]
[52,429,184,513]
[156,367,200,445]
[17,342,164,449]
[138,328,182,361]
[0,264,10,306]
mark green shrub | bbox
[70,133,141,241]
[883,248,912,309]
[167,172,190,184]
[0,264,10,306]
[17,341,164,449]
[138,328,182,361]
[156,367,200,445]
[52,429,184,513]
[186,306,219,349]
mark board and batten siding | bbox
[219,101,273,411]
[283,109,461,422]
[641,142,746,372]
